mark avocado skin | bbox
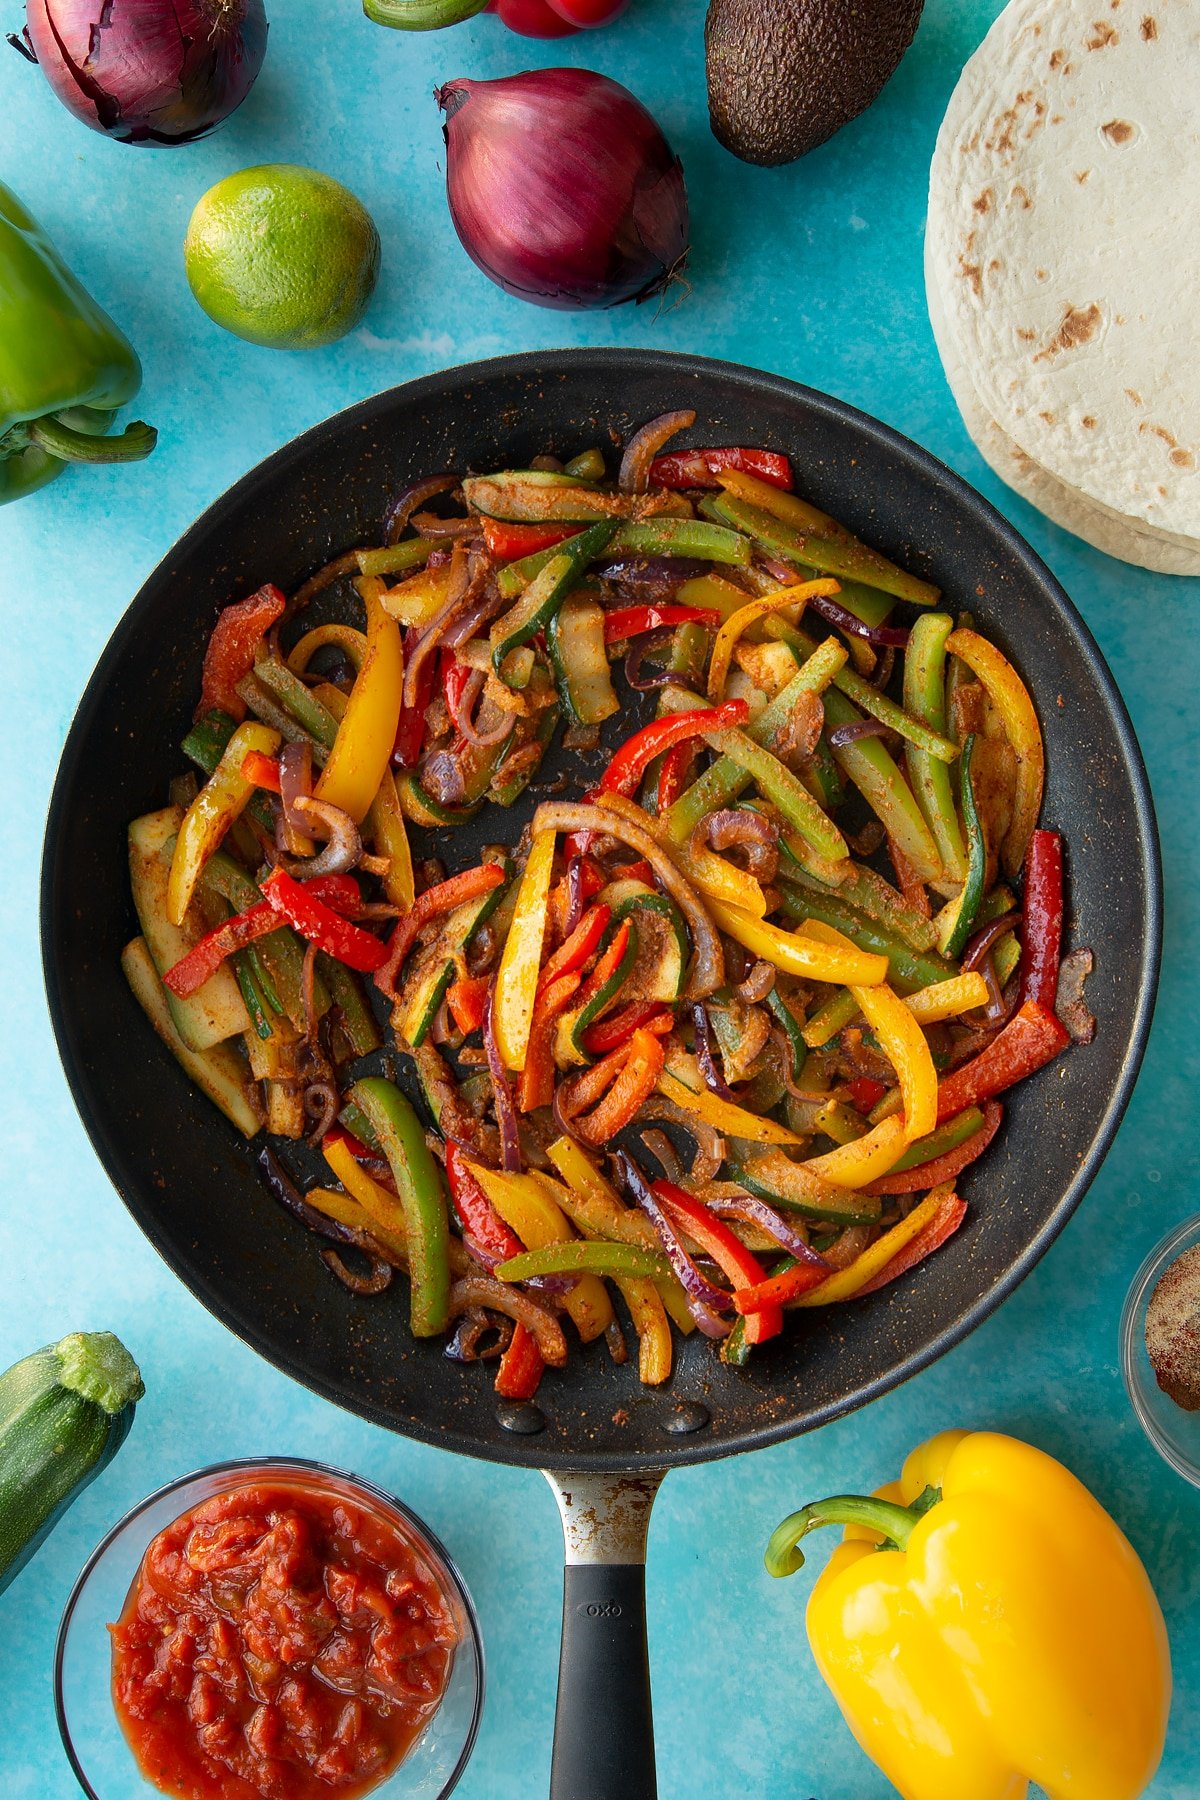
[706,0,925,167]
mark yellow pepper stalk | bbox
[467,1160,613,1343]
[946,628,1044,878]
[167,720,280,927]
[494,826,556,1071]
[314,578,404,824]
[707,898,888,987]
[660,1049,805,1146]
[766,1429,1171,1800]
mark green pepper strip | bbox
[763,618,958,764]
[246,944,283,1014]
[778,882,956,994]
[821,686,942,881]
[702,493,939,606]
[235,673,329,762]
[317,953,382,1057]
[564,447,607,480]
[491,522,617,675]
[339,1098,381,1149]
[234,952,274,1040]
[802,988,859,1048]
[496,1241,672,1284]
[943,736,987,959]
[705,724,849,863]
[903,614,968,882]
[780,854,937,954]
[766,989,807,1081]
[609,518,751,566]
[199,851,329,1028]
[349,1077,451,1337]
[253,655,341,748]
[356,539,432,578]
[723,1254,796,1365]
[661,638,848,845]
[889,1107,986,1175]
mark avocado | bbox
[706,0,925,167]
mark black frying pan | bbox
[41,350,1160,1799]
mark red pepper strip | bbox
[866,1103,1002,1197]
[1020,829,1064,1011]
[575,918,633,1013]
[656,742,695,813]
[392,625,437,768]
[612,858,657,886]
[649,448,794,491]
[602,604,722,643]
[241,750,282,793]
[518,970,583,1112]
[481,518,577,561]
[935,1001,1070,1124]
[199,583,288,721]
[494,1320,545,1401]
[846,1076,888,1115]
[261,867,389,974]
[445,1142,525,1264]
[322,1124,376,1161]
[856,1193,968,1296]
[539,904,611,992]
[163,874,362,997]
[574,1028,665,1144]
[375,863,507,996]
[446,973,490,1036]
[441,647,474,719]
[653,1180,782,1344]
[581,1001,673,1056]
[599,699,750,798]
[733,1257,832,1314]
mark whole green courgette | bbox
[0,1331,143,1595]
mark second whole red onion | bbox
[436,68,689,311]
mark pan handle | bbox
[543,1469,666,1800]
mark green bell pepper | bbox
[0,183,155,504]
[349,1077,451,1337]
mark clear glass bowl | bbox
[55,1457,484,1800]
[1121,1215,1200,1487]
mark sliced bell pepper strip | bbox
[1020,829,1063,1010]
[791,1184,957,1307]
[539,903,612,990]
[241,749,282,793]
[349,1077,451,1337]
[609,518,751,565]
[659,1049,805,1146]
[703,725,849,864]
[378,562,459,630]
[706,898,888,987]
[163,873,361,997]
[322,1134,413,1255]
[364,765,415,912]
[493,1320,545,1401]
[391,625,437,768]
[167,720,281,927]
[778,885,955,996]
[494,829,557,1071]
[939,735,987,958]
[802,1115,910,1189]
[868,1101,1002,1195]
[935,1001,1069,1123]
[599,699,749,798]
[446,973,490,1036]
[199,584,288,722]
[904,612,967,882]
[846,1076,888,1115]
[444,1141,524,1265]
[904,971,990,1024]
[655,741,695,813]
[314,579,404,823]
[856,1191,968,1294]
[544,1139,694,1334]
[602,603,722,642]
[572,1027,665,1144]
[288,622,368,678]
[482,518,576,561]
[707,580,840,703]
[496,1241,672,1283]
[467,1161,615,1342]
[567,917,636,1051]
[260,868,388,974]
[376,861,506,994]
[652,1180,782,1344]
[612,1273,674,1385]
[650,446,793,490]
[884,1106,985,1175]
[707,487,939,607]
[945,628,1045,877]
[518,969,582,1112]
[490,522,617,676]
[582,1001,672,1056]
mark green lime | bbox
[184,164,381,351]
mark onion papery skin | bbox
[25,0,268,146]
[437,69,689,311]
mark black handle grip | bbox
[550,1562,656,1800]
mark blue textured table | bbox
[3,3,1197,1795]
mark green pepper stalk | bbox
[349,1077,451,1337]
[0,183,155,504]
[365,0,488,27]
[766,1489,939,1578]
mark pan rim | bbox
[40,347,1162,1474]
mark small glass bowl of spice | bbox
[1121,1215,1200,1487]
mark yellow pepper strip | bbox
[802,1116,909,1189]
[287,622,367,677]
[365,766,415,912]
[378,562,457,627]
[793,1184,952,1306]
[167,720,280,927]
[903,971,989,1025]
[546,1136,694,1335]
[467,1161,614,1344]
[323,1137,411,1257]
[660,1050,805,1146]
[946,628,1045,878]
[707,579,840,701]
[494,827,556,1071]
[675,571,760,621]
[594,789,767,917]
[706,897,888,987]
[305,1185,407,1253]
[314,579,404,824]
[777,1431,1171,1800]
[803,920,938,1140]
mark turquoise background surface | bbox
[2,1,1197,1794]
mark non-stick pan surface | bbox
[41,349,1160,1478]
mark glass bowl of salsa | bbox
[55,1457,484,1800]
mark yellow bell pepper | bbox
[803,919,937,1140]
[493,826,556,1071]
[318,1144,410,1265]
[706,579,839,702]
[800,1115,909,1189]
[791,1183,951,1304]
[903,971,989,1024]
[365,765,415,912]
[167,720,280,926]
[314,578,404,824]
[659,1049,805,1146]
[466,1160,613,1343]
[706,897,888,987]
[378,561,457,628]
[946,628,1044,878]
[766,1429,1171,1800]
[287,622,367,677]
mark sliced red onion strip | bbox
[826,718,897,751]
[961,912,1022,973]
[383,473,459,545]
[483,981,522,1172]
[620,410,697,494]
[708,1196,829,1267]
[278,740,315,851]
[805,589,910,647]
[691,1002,734,1101]
[452,665,510,747]
[625,628,681,691]
[596,556,711,592]
[291,798,363,877]
[613,1150,732,1337]
[563,854,586,940]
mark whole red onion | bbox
[436,68,689,310]
[21,0,268,145]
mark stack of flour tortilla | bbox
[925,0,1200,574]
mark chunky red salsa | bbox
[110,1478,459,1800]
